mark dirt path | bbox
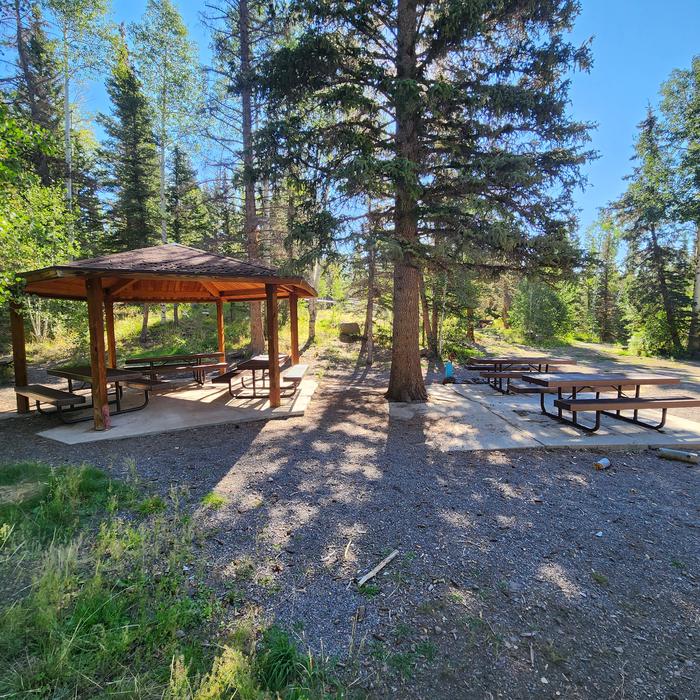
[0,354,698,699]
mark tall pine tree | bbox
[98,28,159,252]
[616,108,690,356]
[263,0,591,400]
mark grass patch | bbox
[591,570,609,586]
[0,461,342,699]
[201,491,227,510]
[139,494,167,514]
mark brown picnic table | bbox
[45,365,156,422]
[125,351,227,384]
[232,353,290,398]
[470,356,577,393]
[521,372,699,433]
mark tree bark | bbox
[362,238,376,366]
[307,260,321,342]
[501,277,511,329]
[419,272,437,356]
[386,0,426,402]
[239,0,265,355]
[688,227,700,357]
[140,304,149,344]
[649,227,683,355]
[13,0,50,184]
[466,307,476,343]
[62,27,72,211]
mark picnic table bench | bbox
[522,372,700,433]
[15,384,86,421]
[38,366,160,423]
[470,357,577,393]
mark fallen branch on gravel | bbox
[356,549,399,587]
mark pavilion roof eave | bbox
[19,270,316,302]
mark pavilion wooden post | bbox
[265,284,281,407]
[104,299,117,369]
[289,292,299,365]
[216,299,226,374]
[86,278,109,430]
[9,301,29,413]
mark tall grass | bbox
[0,462,344,699]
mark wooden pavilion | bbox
[9,244,316,430]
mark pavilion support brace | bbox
[105,299,117,369]
[86,278,109,430]
[9,301,29,413]
[216,299,226,374]
[289,293,299,365]
[266,284,281,407]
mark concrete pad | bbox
[389,382,700,452]
[37,378,317,445]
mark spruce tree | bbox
[167,146,210,247]
[262,0,591,400]
[660,57,700,357]
[98,30,159,252]
[615,109,690,356]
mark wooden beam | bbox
[266,284,281,407]
[216,299,226,374]
[104,299,117,369]
[201,280,221,298]
[86,278,109,430]
[9,301,29,413]
[105,278,137,298]
[289,292,299,365]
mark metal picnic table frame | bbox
[522,372,682,433]
[47,366,152,422]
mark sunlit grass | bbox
[0,461,343,699]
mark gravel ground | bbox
[0,355,699,699]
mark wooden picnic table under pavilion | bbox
[9,244,317,431]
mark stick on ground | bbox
[357,549,399,587]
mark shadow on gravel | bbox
[1,363,698,699]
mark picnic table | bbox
[234,353,290,398]
[125,352,227,384]
[47,365,155,419]
[469,356,577,393]
[521,372,700,433]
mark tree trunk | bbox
[14,0,50,184]
[63,28,72,210]
[419,272,436,356]
[466,307,476,344]
[501,277,511,329]
[650,227,683,355]
[688,227,700,357]
[307,260,321,342]
[239,0,265,355]
[140,304,149,344]
[173,303,179,326]
[387,0,426,402]
[362,238,376,366]
[159,138,167,324]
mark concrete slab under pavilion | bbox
[34,376,318,444]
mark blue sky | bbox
[90,0,700,236]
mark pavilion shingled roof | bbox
[19,244,316,303]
